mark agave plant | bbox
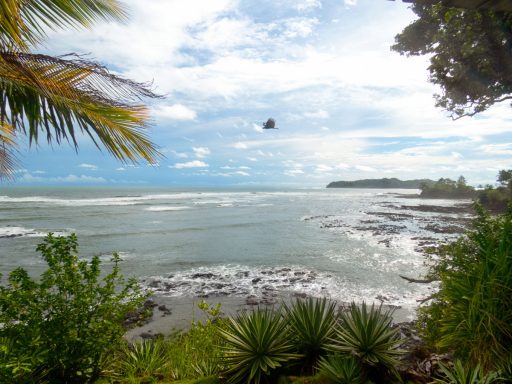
[317,355,364,384]
[330,302,402,381]
[219,308,300,384]
[432,360,500,384]
[284,297,337,369]
[116,339,169,381]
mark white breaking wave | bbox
[142,264,427,308]
[0,226,70,238]
[145,206,191,212]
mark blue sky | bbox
[11,0,512,187]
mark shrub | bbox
[419,206,512,371]
[115,339,169,382]
[317,355,364,384]
[219,308,300,384]
[329,302,402,382]
[432,360,500,384]
[0,233,146,383]
[284,297,337,371]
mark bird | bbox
[262,118,278,129]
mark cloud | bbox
[232,142,248,149]
[235,171,250,176]
[344,0,358,6]
[284,169,304,176]
[154,104,197,120]
[116,167,126,171]
[294,0,322,11]
[193,147,211,158]
[19,173,106,183]
[79,163,98,171]
[170,160,209,169]
[304,110,329,119]
[355,165,377,172]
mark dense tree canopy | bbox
[392,1,512,119]
[0,0,161,179]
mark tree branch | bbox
[400,275,438,284]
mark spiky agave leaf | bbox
[0,51,162,176]
[219,308,300,384]
[317,355,364,384]
[330,302,403,380]
[0,0,127,51]
[432,360,500,384]
[283,297,337,367]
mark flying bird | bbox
[262,118,278,129]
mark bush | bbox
[317,355,364,384]
[419,206,512,371]
[432,360,500,384]
[0,234,146,383]
[219,308,299,384]
[329,302,402,383]
[284,297,337,372]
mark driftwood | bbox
[400,275,438,284]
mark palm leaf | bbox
[0,122,19,179]
[0,0,127,50]
[0,51,162,172]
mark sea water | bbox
[0,187,471,318]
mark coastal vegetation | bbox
[419,176,475,199]
[2,210,512,383]
[0,234,146,383]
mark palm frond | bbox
[0,122,19,180]
[0,51,162,169]
[0,0,127,50]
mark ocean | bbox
[0,187,472,319]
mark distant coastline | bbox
[326,178,435,189]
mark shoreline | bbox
[125,294,417,342]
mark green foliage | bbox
[317,355,364,384]
[106,301,226,382]
[478,170,512,213]
[432,360,500,384]
[0,0,161,179]
[0,233,146,383]
[420,176,475,199]
[284,298,338,371]
[219,308,300,384]
[115,339,169,383]
[329,302,402,382]
[392,3,512,119]
[419,206,512,371]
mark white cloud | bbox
[154,104,197,120]
[193,147,211,158]
[354,165,377,172]
[19,173,106,183]
[239,166,251,170]
[304,110,329,119]
[294,0,322,11]
[284,169,304,176]
[344,0,358,6]
[79,163,98,171]
[170,160,209,169]
[235,171,250,176]
[116,167,126,171]
[232,142,248,149]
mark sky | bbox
[10,0,512,187]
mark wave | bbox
[145,206,191,212]
[141,264,428,308]
[0,226,70,239]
